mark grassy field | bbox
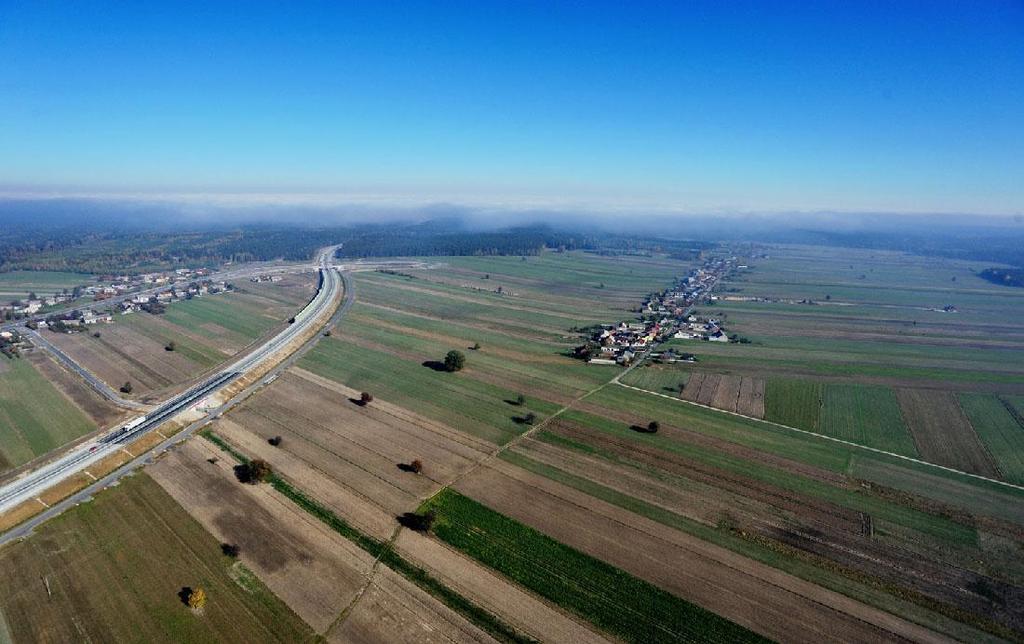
[299,251,691,444]
[0,358,96,471]
[300,336,561,444]
[958,393,1024,485]
[423,488,766,644]
[0,473,313,643]
[763,377,822,430]
[621,363,690,394]
[0,270,91,299]
[818,384,917,455]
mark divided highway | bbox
[0,247,342,516]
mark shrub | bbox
[360,391,373,405]
[268,435,282,447]
[120,381,133,394]
[187,587,206,609]
[410,459,423,474]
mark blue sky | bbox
[1,1,1021,214]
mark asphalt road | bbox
[0,246,342,519]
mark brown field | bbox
[737,376,766,417]
[47,324,207,400]
[680,372,764,417]
[393,529,611,644]
[24,350,128,428]
[896,388,1001,478]
[332,565,495,644]
[0,472,313,644]
[149,439,376,634]
[516,424,1024,633]
[453,458,944,644]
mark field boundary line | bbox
[615,382,1024,493]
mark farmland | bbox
[0,358,96,472]
[958,393,1024,484]
[423,488,766,644]
[43,275,315,401]
[5,244,1024,642]
[0,270,91,300]
[0,472,312,643]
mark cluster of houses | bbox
[250,273,283,283]
[116,279,230,315]
[0,329,23,357]
[31,309,115,332]
[20,278,231,334]
[89,267,214,302]
[575,256,737,366]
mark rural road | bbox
[0,246,343,527]
[23,327,149,410]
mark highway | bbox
[0,246,342,516]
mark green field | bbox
[0,473,312,643]
[958,393,1024,485]
[764,378,822,431]
[0,358,96,471]
[423,488,766,644]
[818,384,917,456]
[620,363,691,394]
[299,336,560,444]
[161,295,283,341]
[0,270,91,299]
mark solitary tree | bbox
[409,459,423,474]
[222,543,241,558]
[360,391,373,405]
[120,381,133,394]
[165,341,176,352]
[515,393,525,406]
[472,341,481,351]
[268,436,282,447]
[93,331,101,338]
[647,421,660,433]
[524,412,537,425]
[443,350,465,372]
[187,587,206,609]
[245,459,273,484]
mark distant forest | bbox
[978,268,1024,288]
[336,223,712,259]
[0,218,710,274]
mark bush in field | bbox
[165,341,176,352]
[515,394,525,406]
[443,350,465,372]
[120,381,133,394]
[239,459,273,484]
[399,510,436,532]
[360,391,373,405]
[410,459,423,474]
[221,543,240,558]
[647,421,660,433]
[187,587,206,609]
[268,435,282,447]
[472,342,481,350]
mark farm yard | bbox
[0,473,312,644]
[42,274,315,401]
